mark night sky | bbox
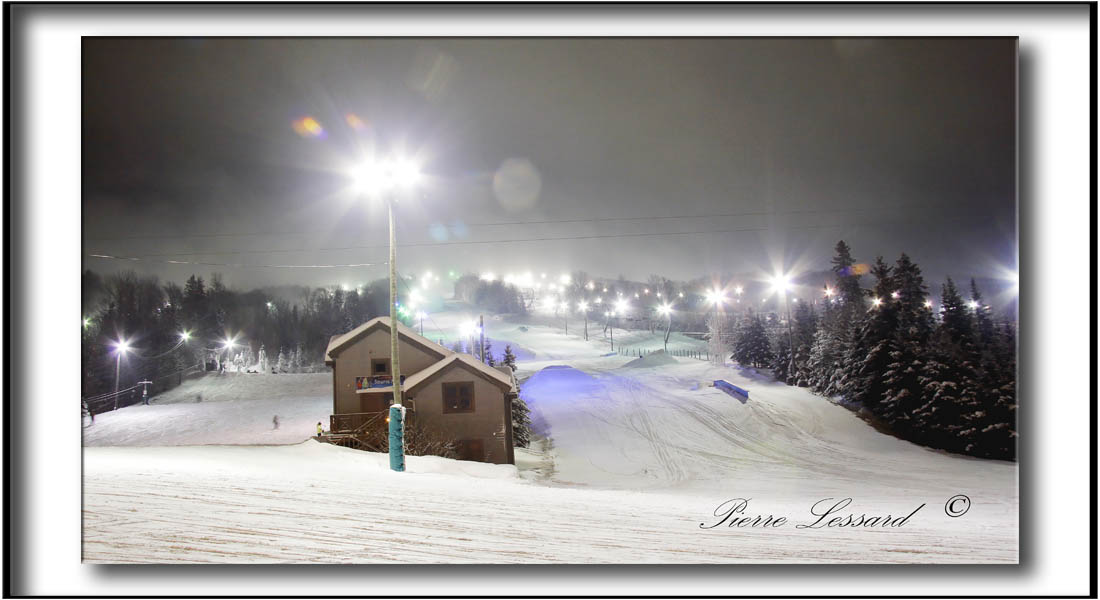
[82,38,1016,292]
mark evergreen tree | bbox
[790,300,817,386]
[276,347,287,373]
[970,278,995,348]
[502,345,518,372]
[706,312,729,365]
[511,395,532,449]
[733,310,772,368]
[878,254,934,429]
[843,257,896,409]
[769,334,792,382]
[484,339,496,367]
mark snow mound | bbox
[621,349,678,369]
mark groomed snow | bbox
[83,307,1017,563]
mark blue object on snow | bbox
[714,379,749,401]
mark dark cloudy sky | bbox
[83,38,1016,291]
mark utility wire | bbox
[86,253,389,269]
[84,207,878,242]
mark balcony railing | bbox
[355,374,407,390]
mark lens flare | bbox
[292,116,325,138]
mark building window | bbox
[442,382,475,413]
[372,359,390,375]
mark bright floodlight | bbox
[559,274,572,285]
[480,272,497,282]
[968,300,980,309]
[224,337,236,350]
[705,288,727,306]
[824,287,834,297]
[657,303,673,316]
[586,281,595,290]
[416,311,428,320]
[734,285,744,295]
[871,297,883,308]
[83,317,91,328]
[180,331,191,342]
[615,298,630,313]
[113,339,131,354]
[594,297,602,305]
[577,301,589,312]
[770,273,791,294]
[678,292,684,297]
[891,291,900,299]
[459,320,480,337]
[352,158,420,194]
[924,300,933,309]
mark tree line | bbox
[718,241,1016,460]
[82,270,401,400]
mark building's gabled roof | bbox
[324,317,453,365]
[401,352,517,395]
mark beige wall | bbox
[407,364,511,465]
[331,327,444,414]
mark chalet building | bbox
[324,317,518,464]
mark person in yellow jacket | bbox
[316,422,323,436]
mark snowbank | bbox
[621,349,679,369]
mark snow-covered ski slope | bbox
[83,308,1017,563]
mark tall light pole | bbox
[577,301,589,341]
[353,156,420,473]
[112,339,130,410]
[771,273,795,376]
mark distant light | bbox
[734,286,744,295]
[586,281,595,290]
[824,287,834,297]
[871,298,883,308]
[459,320,481,337]
[643,289,649,295]
[615,298,630,313]
[577,301,589,312]
[559,274,572,285]
[678,292,684,298]
[180,331,191,342]
[968,300,979,309]
[634,293,639,298]
[705,288,727,307]
[656,292,662,297]
[657,303,673,316]
[480,272,497,282]
[83,317,91,328]
[924,300,933,309]
[224,337,236,350]
[602,287,608,293]
[266,302,273,308]
[113,339,131,354]
[595,297,603,304]
[541,273,547,279]
[890,291,900,299]
[416,311,428,320]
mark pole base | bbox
[388,404,405,472]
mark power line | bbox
[83,207,879,243]
[85,253,390,269]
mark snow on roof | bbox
[402,353,516,394]
[325,317,453,364]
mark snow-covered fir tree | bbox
[733,310,772,368]
[258,344,268,373]
[843,256,896,410]
[790,300,817,386]
[275,347,287,373]
[502,345,518,372]
[484,339,496,367]
[511,394,532,449]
